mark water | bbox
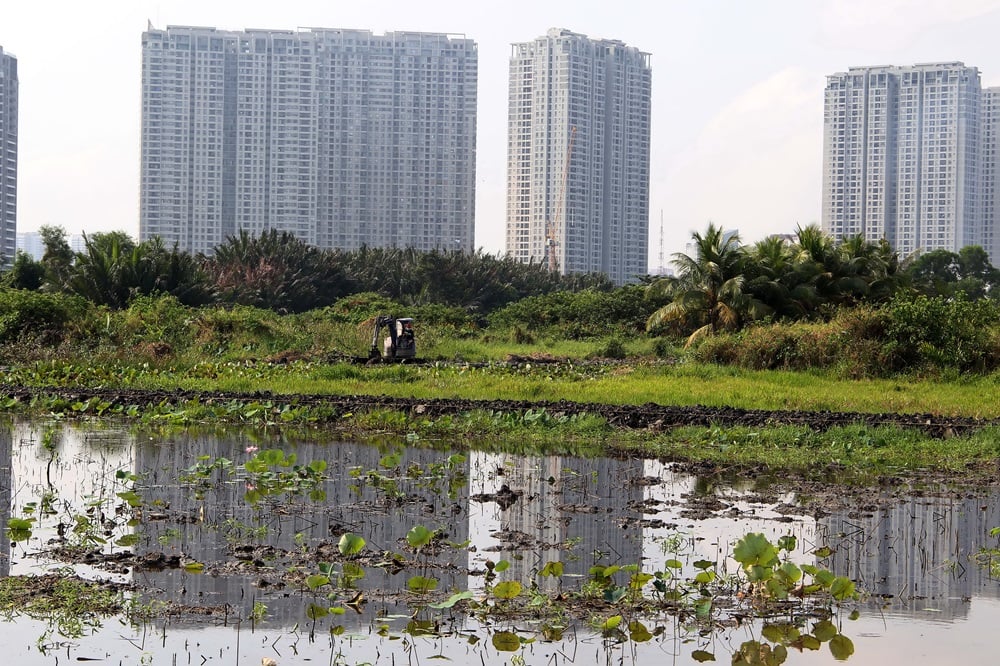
[0,420,998,664]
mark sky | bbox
[6,0,1000,270]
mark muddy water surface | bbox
[0,421,998,664]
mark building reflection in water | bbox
[0,422,999,631]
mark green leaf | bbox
[116,491,143,507]
[492,581,522,600]
[491,631,521,651]
[777,535,797,552]
[829,634,855,660]
[406,525,434,549]
[691,649,716,662]
[540,561,564,577]
[407,575,438,593]
[494,559,511,573]
[428,591,474,609]
[183,560,205,573]
[8,517,34,530]
[338,533,366,556]
[628,620,652,642]
[797,635,821,651]
[599,615,622,631]
[603,586,628,603]
[733,533,778,568]
[762,623,799,644]
[812,620,838,643]
[830,576,856,601]
[305,574,330,590]
[778,561,802,584]
[306,603,329,619]
[115,533,140,547]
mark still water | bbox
[0,420,998,664]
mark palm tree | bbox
[206,229,353,313]
[646,223,767,345]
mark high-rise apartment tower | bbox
[0,46,17,264]
[506,29,651,284]
[140,26,478,256]
[822,62,998,260]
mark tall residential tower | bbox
[505,29,651,284]
[0,46,17,264]
[822,62,996,260]
[140,26,478,255]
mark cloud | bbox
[656,67,822,256]
[819,0,1000,49]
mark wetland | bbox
[2,409,1000,665]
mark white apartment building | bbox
[140,27,477,256]
[506,29,651,285]
[982,88,1000,263]
[822,63,992,260]
[0,46,17,265]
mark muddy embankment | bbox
[0,384,994,438]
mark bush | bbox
[112,294,193,349]
[692,298,1000,377]
[487,286,654,339]
[0,289,92,344]
[595,338,627,360]
[317,292,408,324]
[883,295,1000,372]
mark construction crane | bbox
[545,126,577,273]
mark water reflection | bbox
[0,421,998,664]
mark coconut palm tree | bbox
[646,223,768,345]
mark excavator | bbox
[368,315,416,362]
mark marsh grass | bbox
[617,423,1000,475]
[0,575,125,638]
[5,356,1000,418]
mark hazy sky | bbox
[6,0,1000,269]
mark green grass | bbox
[615,424,1000,476]
[6,356,1000,418]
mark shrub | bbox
[487,286,654,339]
[317,292,408,324]
[596,337,627,360]
[0,289,91,344]
[883,295,1000,373]
[112,294,193,349]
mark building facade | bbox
[505,29,651,284]
[822,62,999,262]
[982,87,1000,263]
[0,47,17,264]
[140,26,477,256]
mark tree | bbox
[205,229,354,313]
[645,223,768,345]
[744,235,818,319]
[39,225,74,291]
[2,251,46,290]
[905,245,1000,299]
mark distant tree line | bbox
[645,222,1000,344]
[2,223,998,348]
[1,227,612,315]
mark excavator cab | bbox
[369,315,416,361]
